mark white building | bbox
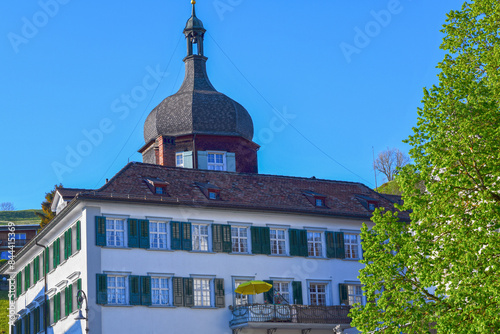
[4,3,406,334]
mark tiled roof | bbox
[56,187,92,200]
[65,162,409,221]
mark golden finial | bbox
[191,0,196,4]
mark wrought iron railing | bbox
[229,304,351,326]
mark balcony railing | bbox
[229,304,351,327]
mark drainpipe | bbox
[34,241,48,334]
[192,134,197,169]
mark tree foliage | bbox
[0,202,15,211]
[36,184,62,229]
[351,1,500,332]
[374,148,410,182]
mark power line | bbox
[207,32,374,187]
[94,35,183,188]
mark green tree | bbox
[36,184,62,229]
[351,1,500,333]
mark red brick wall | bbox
[147,134,259,173]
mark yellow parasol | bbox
[235,280,273,295]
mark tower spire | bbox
[184,0,206,57]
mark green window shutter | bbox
[212,224,223,252]
[226,152,236,172]
[264,280,274,304]
[140,276,152,306]
[64,287,69,317]
[129,276,141,305]
[326,231,335,258]
[44,247,49,276]
[33,307,39,333]
[56,292,61,322]
[183,278,194,307]
[139,219,150,249]
[128,219,139,248]
[77,279,82,308]
[222,225,232,253]
[172,277,184,306]
[96,274,108,305]
[289,229,299,256]
[260,227,271,255]
[214,278,225,308]
[52,242,57,269]
[68,284,73,314]
[67,228,73,258]
[64,230,69,260]
[334,232,345,259]
[298,230,308,257]
[182,222,192,251]
[339,284,349,305]
[55,238,61,266]
[95,216,107,246]
[183,151,193,169]
[34,256,39,282]
[292,281,303,305]
[251,226,262,254]
[76,220,81,251]
[197,151,208,169]
[24,265,30,291]
[171,221,182,250]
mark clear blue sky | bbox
[0,0,465,210]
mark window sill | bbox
[147,248,173,252]
[267,254,289,257]
[101,304,134,307]
[190,306,218,309]
[69,250,81,258]
[148,305,176,308]
[99,246,132,250]
[189,251,217,254]
[342,258,361,261]
[228,252,254,256]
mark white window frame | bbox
[347,284,364,306]
[207,151,226,171]
[307,231,324,257]
[307,280,331,306]
[270,228,288,256]
[151,276,171,306]
[106,218,127,247]
[149,220,169,250]
[192,223,210,252]
[273,281,292,305]
[176,152,184,167]
[231,226,249,254]
[233,276,255,306]
[344,233,362,260]
[107,275,128,305]
[193,278,213,307]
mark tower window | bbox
[176,153,184,167]
[207,152,226,171]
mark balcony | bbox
[229,304,352,331]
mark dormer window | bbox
[303,191,328,208]
[368,202,376,211]
[144,178,169,196]
[355,195,379,211]
[195,182,221,200]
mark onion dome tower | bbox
[140,1,259,173]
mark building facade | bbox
[3,3,406,334]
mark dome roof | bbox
[144,56,254,143]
